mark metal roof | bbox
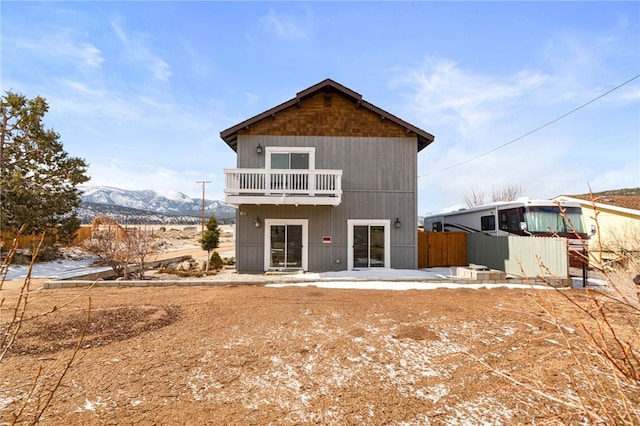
[220,79,435,152]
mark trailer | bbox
[423,198,591,268]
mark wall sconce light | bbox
[255,216,261,228]
[256,143,263,154]
[395,217,401,228]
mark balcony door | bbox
[347,220,390,270]
[265,147,315,193]
[264,219,308,271]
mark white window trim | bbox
[347,219,391,270]
[264,218,309,271]
[265,146,315,170]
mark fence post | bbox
[582,248,588,288]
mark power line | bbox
[418,72,640,178]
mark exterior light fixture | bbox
[256,143,263,154]
[395,217,401,228]
[255,216,261,228]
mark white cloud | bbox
[110,20,172,82]
[260,7,312,40]
[10,30,104,69]
[395,26,639,214]
[180,38,211,76]
[588,161,640,193]
[244,91,259,108]
[390,59,547,135]
[60,79,105,97]
[77,42,104,68]
[110,20,129,43]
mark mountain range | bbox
[77,186,236,225]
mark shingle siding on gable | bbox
[238,91,414,139]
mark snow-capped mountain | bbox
[78,186,236,221]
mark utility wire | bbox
[418,73,640,177]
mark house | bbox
[554,190,640,263]
[220,79,435,273]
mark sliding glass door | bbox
[264,219,308,271]
[348,220,390,270]
[269,224,303,268]
[353,225,386,268]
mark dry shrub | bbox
[84,223,158,279]
[157,266,205,278]
[481,194,640,424]
[1,228,92,424]
[533,266,639,424]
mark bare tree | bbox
[490,185,524,202]
[464,186,486,208]
[600,222,640,268]
[126,227,157,279]
[83,224,129,278]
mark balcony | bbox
[224,169,343,206]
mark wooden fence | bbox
[1,226,93,250]
[417,231,467,268]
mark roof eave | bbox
[220,79,435,153]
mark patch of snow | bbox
[4,257,109,280]
[267,280,555,291]
[154,189,192,202]
[572,276,609,288]
[417,383,448,403]
[266,267,571,290]
[78,397,107,412]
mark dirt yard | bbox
[2,281,638,425]
[2,225,638,424]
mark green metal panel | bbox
[467,233,568,278]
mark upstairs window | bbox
[266,147,315,170]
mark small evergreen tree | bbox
[200,216,220,271]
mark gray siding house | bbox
[221,79,435,273]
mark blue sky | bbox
[2,1,639,214]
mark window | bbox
[481,215,495,231]
[271,152,309,170]
[432,221,443,232]
[523,206,586,234]
[265,147,315,193]
[499,208,522,233]
[266,147,315,170]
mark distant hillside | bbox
[570,187,640,211]
[77,186,236,224]
[578,187,640,197]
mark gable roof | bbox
[220,79,435,152]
